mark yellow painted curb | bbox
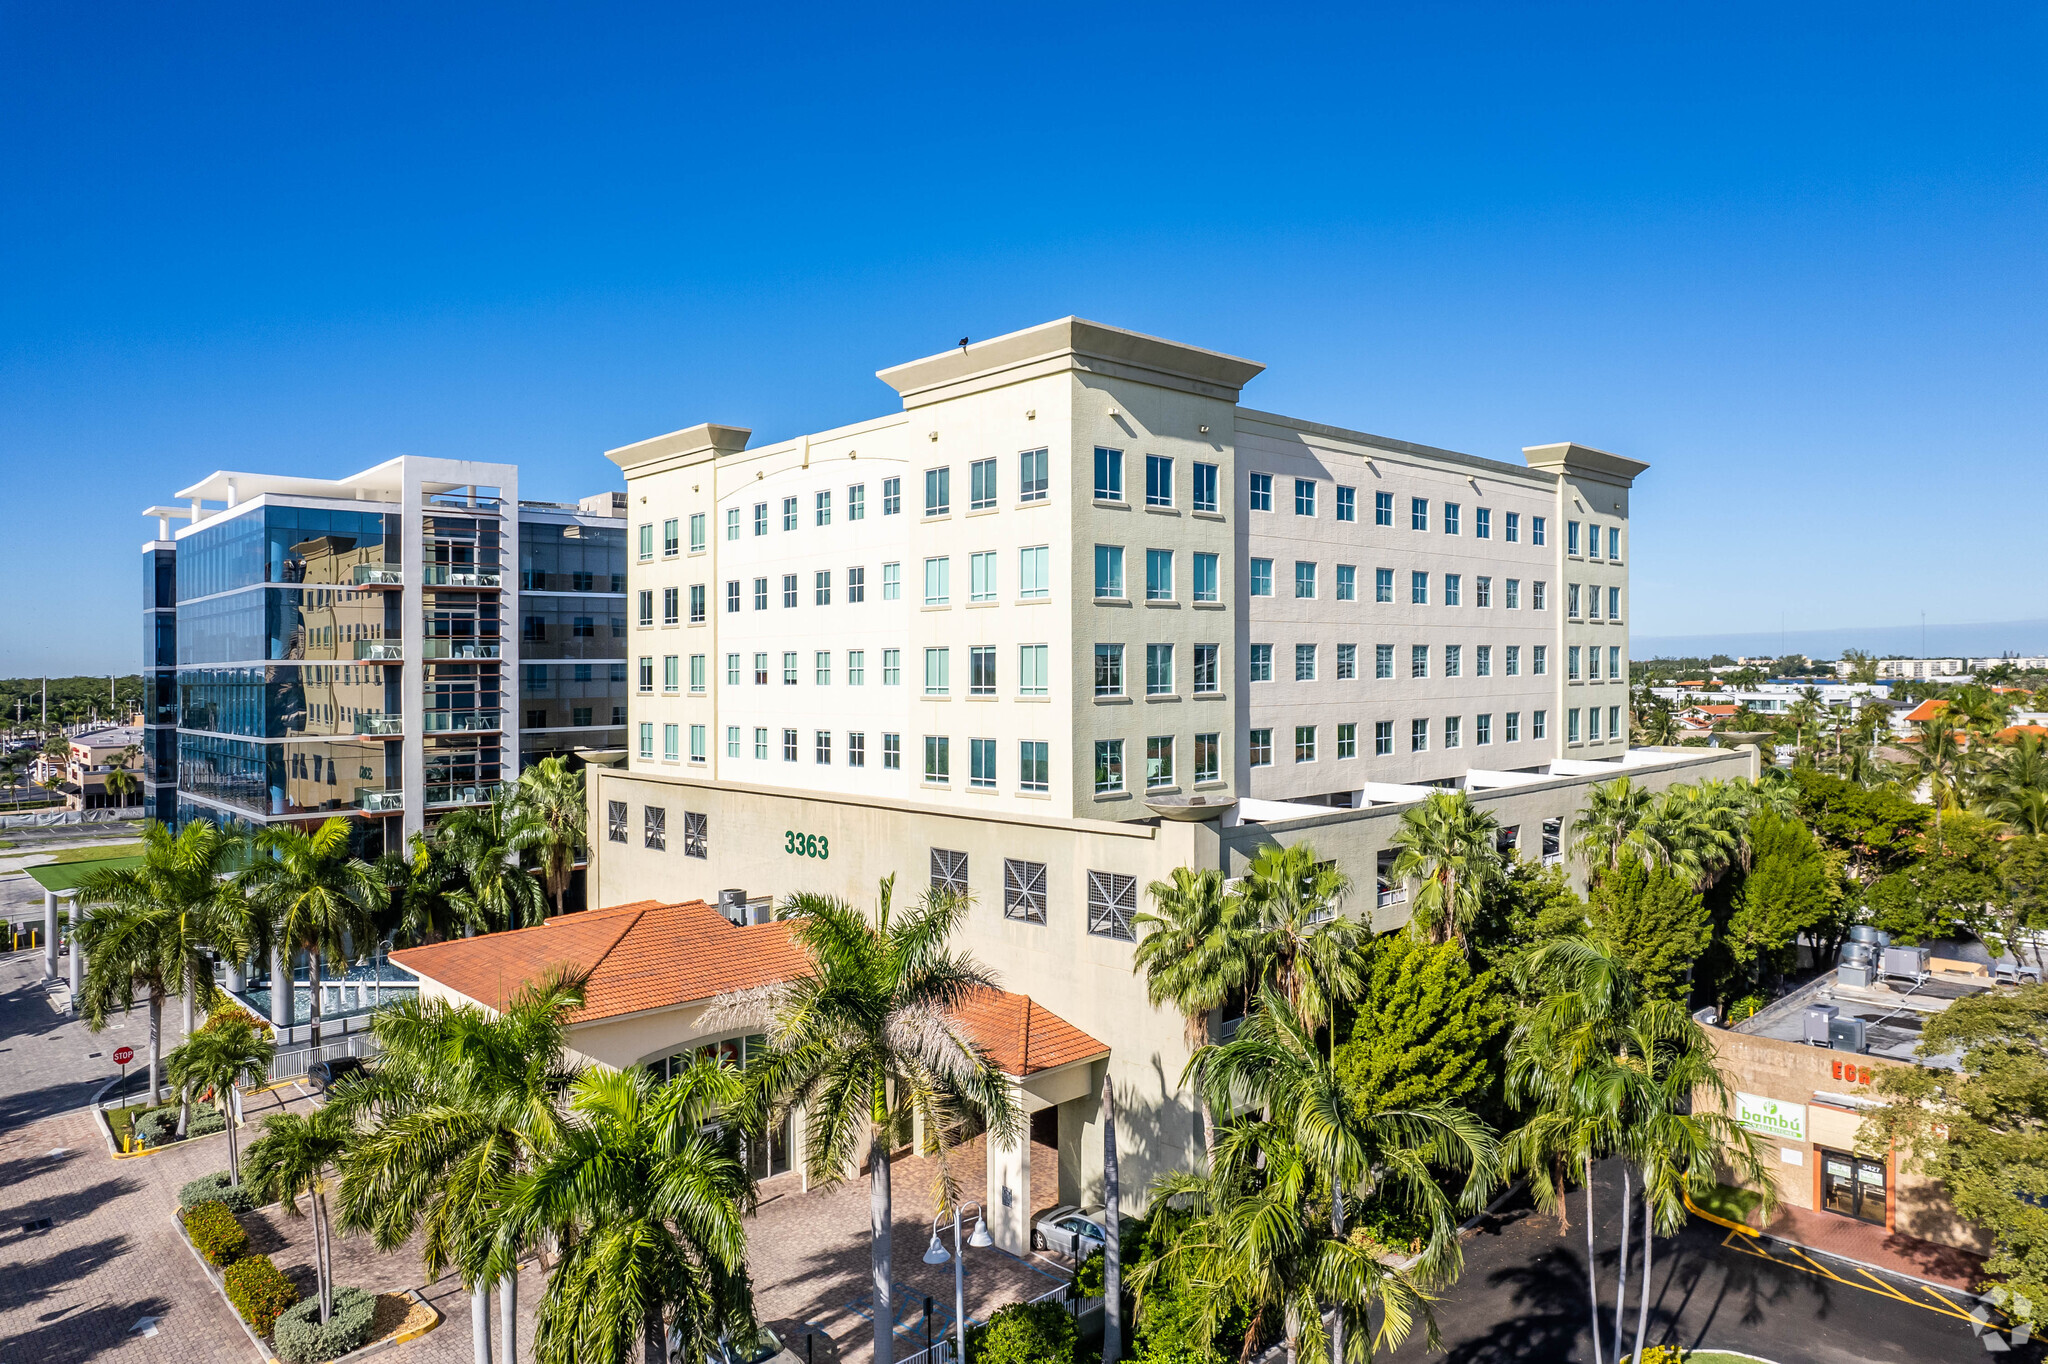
[389,1290,444,1345]
[1684,1189,1761,1238]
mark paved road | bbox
[0,947,187,1128]
[1389,1159,2021,1364]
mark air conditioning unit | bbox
[1839,940,1874,968]
[1804,1004,1839,1047]
[717,888,748,926]
[1837,963,1872,989]
[1881,945,1931,984]
[1828,1017,1869,1054]
[1848,925,1882,946]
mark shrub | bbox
[182,1198,249,1266]
[966,1301,1078,1364]
[224,1254,300,1336]
[179,1171,258,1214]
[135,1102,228,1145]
[273,1286,377,1363]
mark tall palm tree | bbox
[378,828,490,947]
[103,745,142,807]
[241,818,386,1046]
[337,972,587,1364]
[1238,842,1367,1026]
[496,1063,757,1364]
[1568,778,1657,879]
[1389,791,1501,949]
[245,1104,355,1323]
[165,1010,276,1181]
[734,876,1020,1364]
[439,789,549,931]
[513,756,586,919]
[1133,866,1255,1159]
[76,819,250,1108]
[1915,716,1967,839]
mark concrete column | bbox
[271,941,292,1030]
[225,959,246,992]
[986,1082,1032,1255]
[66,895,83,999]
[43,889,58,980]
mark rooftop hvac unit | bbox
[1848,925,1882,946]
[1837,963,1872,989]
[1839,940,1874,968]
[1828,1017,1869,1054]
[716,888,748,926]
[1881,945,1931,983]
[1803,1004,1840,1047]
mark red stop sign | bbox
[112,1046,135,1066]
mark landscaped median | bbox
[168,1170,441,1364]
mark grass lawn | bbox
[104,1101,153,1149]
[43,841,144,864]
[26,852,145,892]
[1691,1182,1763,1226]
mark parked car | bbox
[1031,1205,1108,1258]
[307,1056,367,1096]
[671,1325,800,1364]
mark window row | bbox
[637,722,709,764]
[930,849,1141,942]
[607,799,708,858]
[1247,711,1548,764]
[1247,477,1548,545]
[1241,640,1622,682]
[1094,448,1223,513]
[1565,583,1625,620]
[1565,520,1624,561]
[1246,562,1547,609]
[1091,546,1221,601]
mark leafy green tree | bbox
[1333,936,1507,1116]
[165,1008,276,1181]
[1470,857,1587,972]
[1724,810,1836,990]
[1587,857,1710,1003]
[1388,791,1501,950]
[1862,814,2003,944]
[1863,984,2048,1334]
[1571,778,1658,878]
[1790,766,1927,877]
[1992,837,2048,974]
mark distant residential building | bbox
[1649,681,1889,716]
[34,725,146,810]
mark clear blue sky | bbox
[4,3,2043,675]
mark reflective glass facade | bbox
[178,732,398,818]
[520,522,625,592]
[180,665,400,739]
[177,506,398,600]
[179,587,400,665]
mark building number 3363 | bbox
[785,831,829,860]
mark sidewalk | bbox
[1758,1203,1987,1294]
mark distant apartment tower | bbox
[140,458,625,848]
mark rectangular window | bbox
[1569,584,1582,618]
[1410,717,1428,752]
[1336,643,1357,679]
[1019,741,1049,793]
[1609,586,1621,619]
[782,728,798,761]
[1444,715,1462,749]
[1411,645,1428,679]
[1147,643,1174,695]
[849,649,866,685]
[636,589,653,626]
[782,496,798,531]
[1093,738,1125,793]
[1005,858,1047,921]
[689,654,706,693]
[849,484,865,521]
[1020,448,1048,502]
[1249,472,1272,511]
[689,724,706,762]
[1095,545,1125,599]
[1146,549,1174,601]
[1248,728,1272,766]
[1294,478,1316,516]
[815,491,831,527]
[1094,447,1124,501]
[752,652,768,685]
[1609,526,1621,560]
[1476,644,1492,677]
[882,477,902,516]
[637,722,654,759]
[662,655,680,693]
[1195,732,1220,783]
[1532,516,1546,546]
[1094,643,1125,696]
[1374,490,1394,525]
[1087,869,1137,940]
[748,577,765,611]
[1337,722,1357,758]
[662,723,680,762]
[924,647,950,695]
[883,733,901,769]
[1374,720,1393,755]
[753,502,768,536]
[1569,707,1582,743]
[1475,576,1491,608]
[1147,735,1175,788]
[1294,561,1317,599]
[883,648,901,686]
[969,645,996,696]
[1475,506,1491,539]
[1250,558,1273,597]
[1295,643,1317,681]
[1375,643,1393,679]
[1588,647,1600,680]
[688,513,705,552]
[637,524,654,561]
[1505,578,1520,610]
[970,551,998,602]
[1533,645,1548,676]
[781,574,798,609]
[1588,523,1601,559]
[783,651,798,685]
[608,799,628,843]
[925,467,950,516]
[645,805,666,849]
[688,584,705,623]
[1610,704,1622,739]
[1410,496,1429,531]
[1294,725,1317,762]
[1533,709,1547,740]
[811,730,832,764]
[970,458,997,511]
[1336,564,1356,601]
[1568,521,1582,556]
[1444,573,1461,606]
[1192,461,1218,512]
[1194,644,1219,693]
[1506,711,1520,742]
[924,557,951,605]
[848,731,866,767]
[1532,580,1547,611]
[1019,644,1049,696]
[1443,502,1460,535]
[815,650,832,686]
[1587,706,1601,741]
[725,580,740,614]
[1375,568,1393,603]
[1192,552,1218,603]
[925,736,952,782]
[847,565,866,603]
[1444,644,1461,678]
[1249,643,1273,683]
[1146,454,1174,507]
[1505,511,1520,542]
[1609,645,1621,678]
[882,562,901,600]
[1336,486,1356,522]
[662,518,680,556]
[726,724,740,758]
[1018,545,1049,599]
[638,656,655,693]
[1410,571,1428,605]
[1504,644,1520,677]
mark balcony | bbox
[356,788,404,814]
[423,640,500,660]
[355,641,403,662]
[422,566,503,588]
[1376,885,1408,910]
[1542,851,1564,867]
[353,566,403,587]
[425,492,502,513]
[425,781,506,808]
[420,709,502,733]
[353,713,404,737]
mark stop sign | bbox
[112,1046,134,1066]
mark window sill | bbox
[920,603,952,611]
[1192,691,1227,700]
[1094,695,1132,706]
[964,783,999,794]
[967,601,1000,609]
[1093,499,1130,510]
[1094,597,1131,607]
[1192,509,1225,521]
[921,781,951,790]
[1015,695,1051,703]
[1193,601,1227,610]
[1015,497,1050,510]
[966,694,998,702]
[1015,596,1050,605]
[1145,599,1181,609]
[1146,693,1181,703]
[1147,785,1182,796]
[1093,790,1131,802]
[922,694,951,701]
[966,506,1000,518]
[1014,790,1052,800]
[1143,505,1181,516]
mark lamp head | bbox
[922,1233,950,1266]
[968,1215,992,1249]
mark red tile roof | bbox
[1996,725,2048,742]
[391,902,1107,1075]
[1905,699,1949,723]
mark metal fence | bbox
[268,1031,379,1084]
[892,1285,1096,1364]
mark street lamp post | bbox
[921,1200,991,1363]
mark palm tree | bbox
[242,818,386,1047]
[1568,778,1657,880]
[76,819,250,1109]
[513,756,586,919]
[165,1010,276,1181]
[1133,866,1255,1159]
[1989,788,2048,838]
[378,828,490,947]
[337,972,587,1364]
[734,876,1021,1364]
[103,744,142,808]
[1915,716,1967,839]
[496,1063,756,1364]
[439,789,549,931]
[1238,842,1366,1025]
[245,1104,355,1323]
[1389,791,1501,949]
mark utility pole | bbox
[40,677,47,729]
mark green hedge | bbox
[224,1254,300,1336]
[182,1199,249,1266]
[273,1286,377,1363]
[965,1301,1078,1364]
[135,1104,226,1146]
[178,1171,258,1214]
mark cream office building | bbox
[575,318,1753,1249]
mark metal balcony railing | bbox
[422,566,503,588]
[356,788,404,814]
[425,781,506,808]
[353,566,403,587]
[420,710,502,733]
[353,713,403,736]
[425,493,501,513]
[1376,886,1408,909]
[355,641,403,661]
[422,640,500,659]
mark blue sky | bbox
[3,3,2043,674]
